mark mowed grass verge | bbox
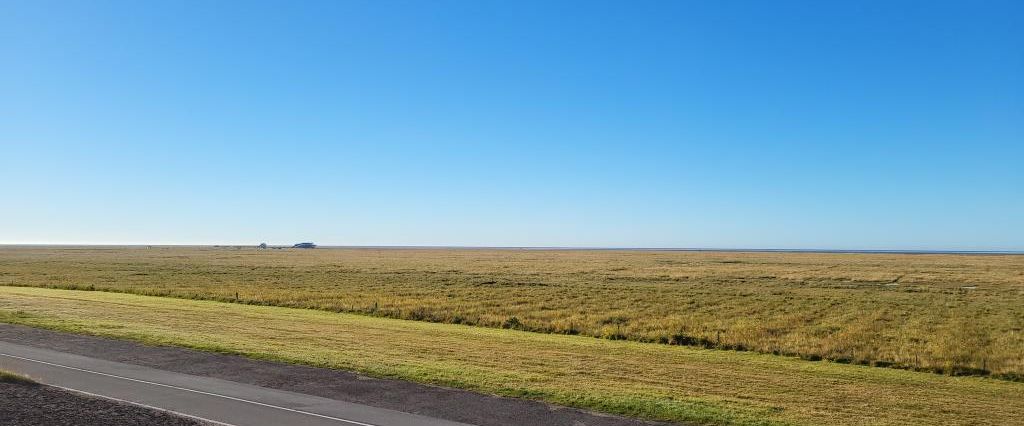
[0,287,1021,425]
[0,369,34,384]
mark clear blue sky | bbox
[2,1,1021,250]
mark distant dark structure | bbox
[292,242,317,249]
[257,242,268,249]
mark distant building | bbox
[257,243,268,249]
[292,242,317,249]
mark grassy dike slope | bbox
[0,369,34,383]
[0,287,1020,426]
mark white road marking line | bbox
[0,352,379,426]
[48,384,238,426]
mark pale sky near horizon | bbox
[2,1,1022,250]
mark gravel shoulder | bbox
[0,323,672,426]
[0,379,203,426]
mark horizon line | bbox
[1,243,1022,255]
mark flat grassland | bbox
[2,286,1023,426]
[1,247,1022,379]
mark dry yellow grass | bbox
[0,369,33,384]
[1,246,1022,378]
[2,286,1023,426]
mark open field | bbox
[1,286,1023,425]
[1,246,1022,379]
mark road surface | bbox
[0,341,474,426]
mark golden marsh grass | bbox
[1,246,1021,378]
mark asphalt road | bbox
[0,341,474,426]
